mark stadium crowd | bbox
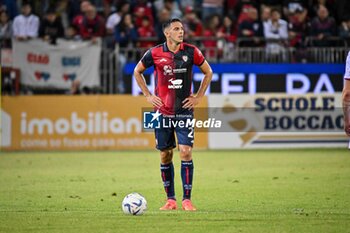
[1,0,350,51]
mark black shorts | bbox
[155,110,194,150]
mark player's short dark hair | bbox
[162,18,182,31]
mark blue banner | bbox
[124,63,345,95]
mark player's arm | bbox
[195,61,213,99]
[182,61,213,109]
[342,79,350,136]
[133,62,163,108]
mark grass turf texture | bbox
[0,149,349,233]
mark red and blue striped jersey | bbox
[140,42,205,115]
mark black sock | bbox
[160,162,175,200]
[181,160,194,200]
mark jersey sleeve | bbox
[193,46,205,66]
[345,51,350,80]
[140,49,154,68]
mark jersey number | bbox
[188,127,194,139]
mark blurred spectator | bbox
[114,13,138,48]
[133,0,154,28]
[137,16,156,48]
[224,0,239,19]
[104,1,130,49]
[179,0,196,9]
[65,25,80,40]
[0,0,18,20]
[219,16,237,43]
[339,17,350,44]
[238,7,264,47]
[13,2,39,41]
[202,14,221,60]
[39,8,64,45]
[201,0,224,21]
[283,0,307,17]
[263,9,288,61]
[218,15,237,60]
[67,0,88,23]
[96,0,114,19]
[182,6,203,39]
[261,5,271,24]
[114,13,138,93]
[288,7,310,63]
[236,0,259,24]
[309,0,336,21]
[309,5,336,46]
[155,8,171,43]
[165,0,182,19]
[288,7,309,47]
[0,10,12,48]
[154,0,182,19]
[105,0,130,35]
[77,5,105,42]
[72,0,91,31]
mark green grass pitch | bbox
[0,149,349,233]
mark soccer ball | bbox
[122,192,147,215]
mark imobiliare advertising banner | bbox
[207,93,348,149]
[0,95,208,151]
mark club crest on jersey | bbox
[163,65,173,75]
[182,55,188,62]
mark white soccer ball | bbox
[122,192,147,215]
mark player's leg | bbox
[178,144,193,200]
[160,148,175,200]
[176,124,196,211]
[178,144,196,211]
[155,127,177,210]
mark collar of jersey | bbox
[163,42,184,53]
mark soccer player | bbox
[134,18,213,211]
[343,51,350,137]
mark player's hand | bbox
[182,95,201,109]
[146,95,163,108]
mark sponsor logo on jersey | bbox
[168,79,183,89]
[163,66,187,76]
[173,68,187,73]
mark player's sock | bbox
[160,162,175,200]
[181,160,194,200]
